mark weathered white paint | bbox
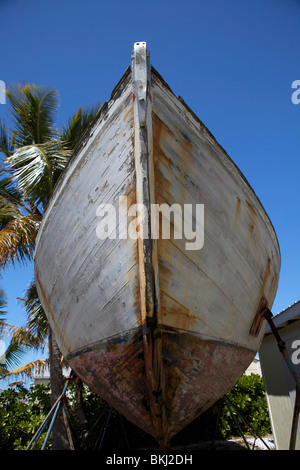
[35,68,140,355]
[151,70,280,352]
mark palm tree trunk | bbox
[74,376,88,428]
[49,328,70,450]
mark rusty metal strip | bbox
[249,297,269,337]
[132,42,168,447]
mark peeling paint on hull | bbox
[34,43,280,447]
[67,326,253,447]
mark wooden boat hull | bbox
[34,43,280,447]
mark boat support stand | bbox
[26,374,74,450]
[212,395,272,450]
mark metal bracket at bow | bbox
[132,42,151,128]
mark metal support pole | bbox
[26,402,56,450]
[119,413,129,449]
[223,395,251,450]
[26,377,71,450]
[81,403,109,449]
[211,397,223,450]
[41,396,63,450]
[98,405,112,450]
[225,394,271,450]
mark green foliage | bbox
[5,84,59,146]
[0,381,155,450]
[225,373,271,437]
[0,374,271,450]
[0,384,51,450]
[64,382,158,450]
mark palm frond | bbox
[0,320,47,378]
[18,279,48,342]
[0,168,24,207]
[0,320,46,348]
[0,321,19,338]
[6,141,71,208]
[0,203,39,268]
[0,286,7,321]
[1,358,48,380]
[6,84,59,146]
[0,120,15,158]
[1,339,28,371]
[59,102,100,150]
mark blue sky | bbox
[0,0,299,370]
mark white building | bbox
[259,300,300,450]
[244,356,262,377]
[31,365,71,386]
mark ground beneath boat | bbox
[170,434,275,450]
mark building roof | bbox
[264,300,300,336]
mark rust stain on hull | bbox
[152,113,175,168]
[234,196,241,226]
[123,104,134,123]
[160,290,199,331]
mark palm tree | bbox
[0,286,41,381]
[0,280,48,380]
[0,83,99,449]
[0,287,8,369]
